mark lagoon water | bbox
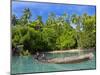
[11,51,96,74]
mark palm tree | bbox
[37,16,43,25]
[21,8,32,25]
[62,13,68,22]
[12,14,17,26]
[71,14,82,50]
[46,12,56,26]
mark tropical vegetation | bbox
[12,8,96,56]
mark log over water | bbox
[40,53,94,64]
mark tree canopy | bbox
[12,8,96,55]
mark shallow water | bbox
[11,50,96,74]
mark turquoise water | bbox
[11,51,96,74]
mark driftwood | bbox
[40,53,94,64]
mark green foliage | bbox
[56,28,76,50]
[20,8,32,25]
[12,8,96,55]
[71,13,96,48]
[80,14,96,48]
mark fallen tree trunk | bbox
[40,53,94,64]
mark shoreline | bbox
[46,49,83,53]
[12,48,95,56]
[46,48,95,53]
